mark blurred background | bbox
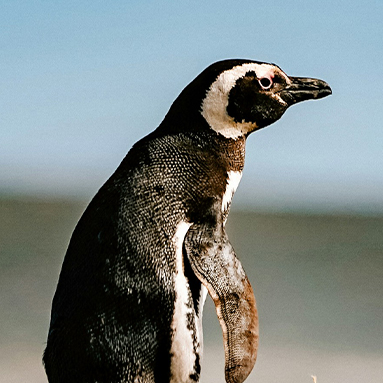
[1,1,382,382]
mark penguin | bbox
[43,59,331,383]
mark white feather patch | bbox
[195,284,207,361]
[170,221,199,383]
[201,62,289,139]
[222,170,242,213]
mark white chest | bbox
[222,170,242,214]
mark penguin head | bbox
[200,59,332,139]
[159,59,331,139]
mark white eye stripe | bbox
[200,63,269,139]
[200,62,284,139]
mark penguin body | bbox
[44,59,331,383]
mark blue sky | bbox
[1,1,383,213]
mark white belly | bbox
[169,221,202,383]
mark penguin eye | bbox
[258,77,273,90]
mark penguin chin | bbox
[226,104,289,135]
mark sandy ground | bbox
[0,198,382,383]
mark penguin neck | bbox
[214,132,246,172]
[157,126,247,172]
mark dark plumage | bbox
[44,59,331,383]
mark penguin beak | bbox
[280,77,332,105]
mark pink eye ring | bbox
[258,77,273,90]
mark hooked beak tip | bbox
[281,77,332,105]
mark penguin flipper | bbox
[184,224,259,383]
